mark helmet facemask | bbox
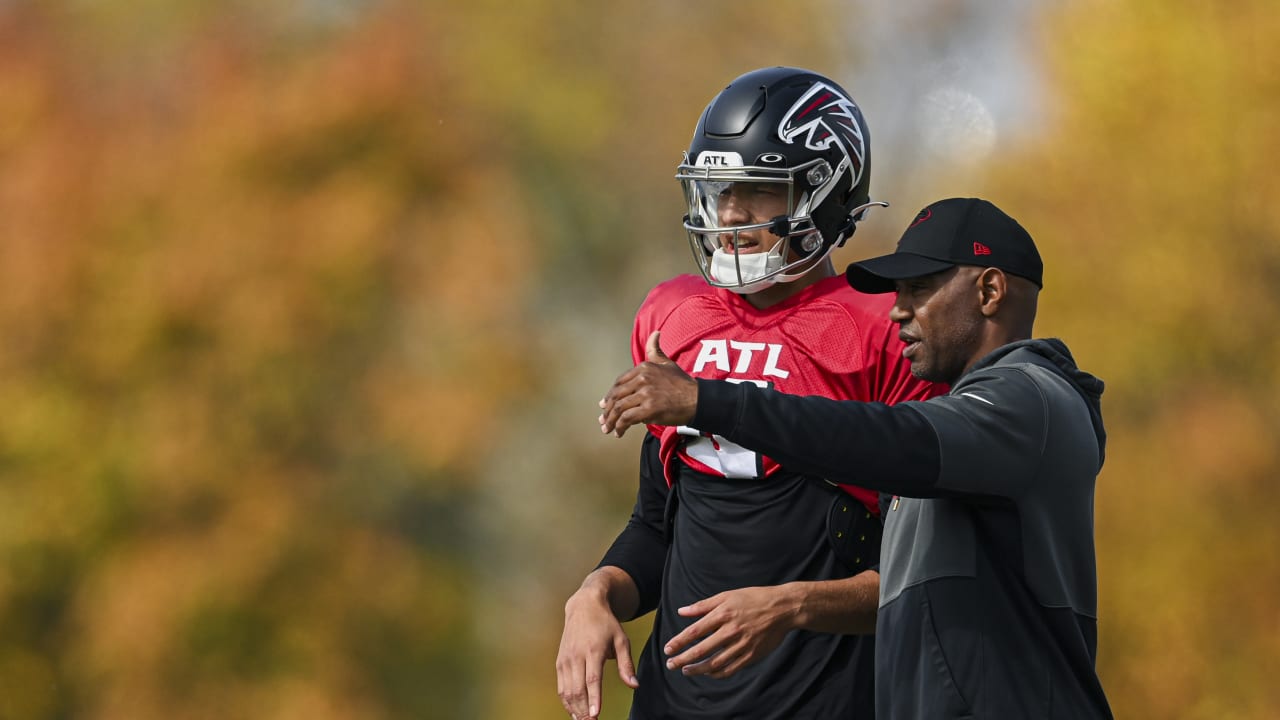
[676,67,882,294]
[678,155,846,294]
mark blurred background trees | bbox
[0,0,1274,718]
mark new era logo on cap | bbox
[845,197,1044,294]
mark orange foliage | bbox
[3,0,1276,717]
[0,2,528,717]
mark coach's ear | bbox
[977,267,1007,318]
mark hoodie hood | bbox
[967,338,1107,467]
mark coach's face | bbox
[889,266,985,384]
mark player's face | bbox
[715,182,790,254]
[889,267,985,384]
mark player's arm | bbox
[557,434,667,720]
[789,570,880,634]
[594,433,668,615]
[661,567,879,678]
[662,495,882,678]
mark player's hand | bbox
[556,589,639,720]
[662,585,800,679]
[599,331,698,438]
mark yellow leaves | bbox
[995,1,1280,717]
[1094,385,1280,718]
[0,647,59,720]
[1004,0,1280,397]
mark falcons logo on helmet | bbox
[776,82,867,188]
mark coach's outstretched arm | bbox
[600,331,943,497]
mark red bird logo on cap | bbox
[973,242,992,256]
[910,209,932,228]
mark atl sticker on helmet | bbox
[696,151,744,167]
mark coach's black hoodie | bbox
[693,338,1114,719]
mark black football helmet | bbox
[677,67,884,293]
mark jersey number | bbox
[677,378,769,479]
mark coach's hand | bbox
[662,585,800,679]
[599,331,698,437]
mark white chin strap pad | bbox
[709,245,784,292]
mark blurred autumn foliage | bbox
[1002,2,1280,718]
[0,0,1275,719]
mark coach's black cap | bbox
[846,197,1043,294]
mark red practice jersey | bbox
[633,273,942,514]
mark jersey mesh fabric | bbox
[633,273,935,513]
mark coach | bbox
[598,197,1114,719]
